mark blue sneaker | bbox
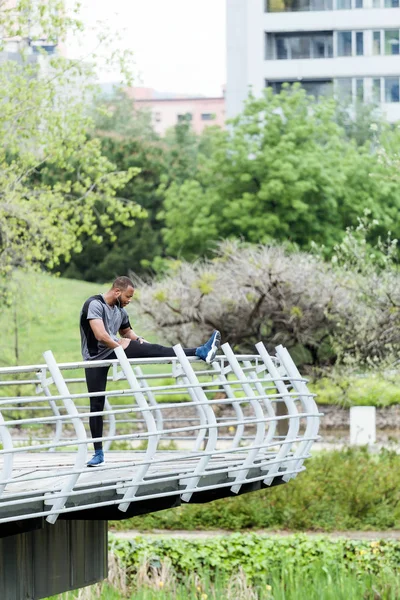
[87,449,104,467]
[195,330,221,364]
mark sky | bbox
[65,0,226,97]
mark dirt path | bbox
[111,529,400,540]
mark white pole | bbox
[350,406,376,445]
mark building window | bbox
[373,31,381,55]
[32,44,57,54]
[312,35,333,58]
[266,0,332,10]
[266,79,333,98]
[384,30,400,55]
[385,77,400,102]
[336,78,353,100]
[292,37,311,59]
[355,79,364,101]
[373,78,382,103]
[154,112,161,122]
[201,113,216,121]
[177,113,192,122]
[270,32,333,60]
[265,0,400,8]
[337,32,352,56]
[355,32,364,56]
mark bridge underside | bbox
[0,459,285,600]
[0,451,285,535]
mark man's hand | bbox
[118,338,131,349]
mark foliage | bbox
[57,133,167,281]
[159,86,400,261]
[0,1,141,285]
[311,374,400,407]
[52,100,221,281]
[93,88,158,141]
[111,448,400,532]
[327,215,400,369]
[135,237,400,369]
[333,100,386,147]
[51,550,400,599]
[109,533,400,584]
[131,241,344,365]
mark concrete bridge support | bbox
[0,519,107,600]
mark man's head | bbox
[111,276,135,308]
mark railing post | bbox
[172,362,208,452]
[174,345,218,502]
[211,361,245,449]
[0,409,13,498]
[255,343,300,485]
[221,344,266,494]
[243,360,277,445]
[36,368,62,452]
[275,345,320,478]
[116,346,160,512]
[43,350,88,524]
[134,366,164,437]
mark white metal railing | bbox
[0,343,321,525]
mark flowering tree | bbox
[131,237,400,371]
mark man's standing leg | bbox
[85,364,110,466]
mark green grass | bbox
[49,568,400,600]
[0,272,99,366]
[45,534,400,599]
[0,271,153,367]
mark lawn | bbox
[0,272,149,367]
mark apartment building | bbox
[126,87,225,135]
[226,0,400,121]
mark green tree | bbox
[0,0,141,284]
[58,134,168,281]
[160,86,400,260]
[93,87,158,141]
[58,113,223,280]
[333,100,386,147]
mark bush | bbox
[310,375,400,407]
[111,448,400,532]
[132,239,400,371]
[110,533,400,582]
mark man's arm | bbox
[119,327,148,343]
[90,319,131,349]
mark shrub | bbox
[110,533,400,583]
[132,239,400,371]
[310,375,400,407]
[111,448,400,532]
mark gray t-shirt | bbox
[80,296,131,361]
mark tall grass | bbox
[47,556,400,599]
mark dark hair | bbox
[112,276,135,290]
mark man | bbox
[80,276,221,467]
